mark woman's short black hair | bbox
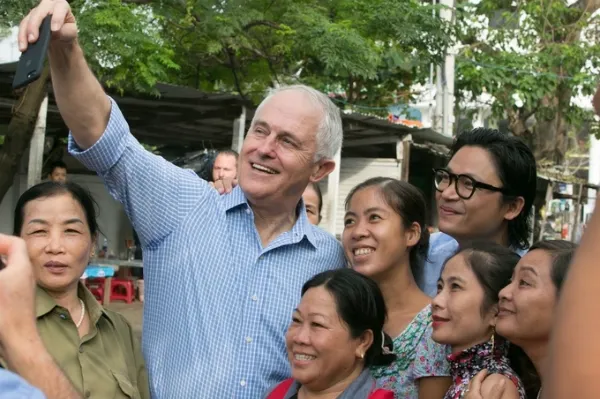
[302,268,396,367]
[13,181,99,237]
[528,240,577,295]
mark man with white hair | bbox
[18,1,345,398]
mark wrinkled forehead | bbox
[254,91,323,132]
[23,194,86,223]
[516,250,553,279]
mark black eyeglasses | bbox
[432,168,510,200]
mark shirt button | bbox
[59,314,67,320]
[251,295,258,301]
[245,336,252,343]
[79,346,84,354]
[240,380,246,387]
[245,208,251,214]
[85,391,91,398]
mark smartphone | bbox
[12,15,52,90]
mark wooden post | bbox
[0,64,50,202]
[396,134,412,181]
[231,106,246,152]
[572,184,584,243]
[27,95,48,188]
[326,149,342,236]
[538,181,554,241]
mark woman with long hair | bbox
[343,177,451,398]
[432,241,526,399]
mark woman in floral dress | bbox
[343,178,451,398]
[432,241,526,399]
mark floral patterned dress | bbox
[371,305,451,399]
[444,338,526,399]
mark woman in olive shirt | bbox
[11,181,149,399]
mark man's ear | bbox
[310,159,336,183]
[503,196,525,222]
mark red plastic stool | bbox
[85,278,105,302]
[110,279,135,304]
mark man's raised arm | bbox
[19,0,212,246]
[20,0,110,149]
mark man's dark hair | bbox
[449,128,537,250]
[48,160,67,174]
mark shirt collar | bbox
[36,283,109,325]
[222,186,318,249]
[221,185,247,211]
[286,368,375,398]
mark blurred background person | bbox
[212,149,238,182]
[303,182,323,226]
[47,161,68,183]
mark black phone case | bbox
[12,15,52,90]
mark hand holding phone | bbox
[12,15,52,90]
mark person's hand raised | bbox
[464,370,507,399]
[0,235,37,349]
[210,178,238,195]
[18,0,78,52]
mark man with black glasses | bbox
[420,128,537,296]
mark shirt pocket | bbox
[112,370,141,399]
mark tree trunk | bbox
[533,84,572,164]
[0,65,50,202]
[507,0,600,163]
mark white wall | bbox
[0,27,20,64]
[585,135,600,218]
[320,157,401,236]
[0,173,131,255]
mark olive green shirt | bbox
[26,284,149,399]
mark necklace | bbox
[75,299,85,328]
[537,388,542,399]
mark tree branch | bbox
[243,20,282,31]
[225,48,247,99]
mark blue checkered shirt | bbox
[0,369,45,399]
[69,98,346,398]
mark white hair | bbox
[251,85,343,161]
